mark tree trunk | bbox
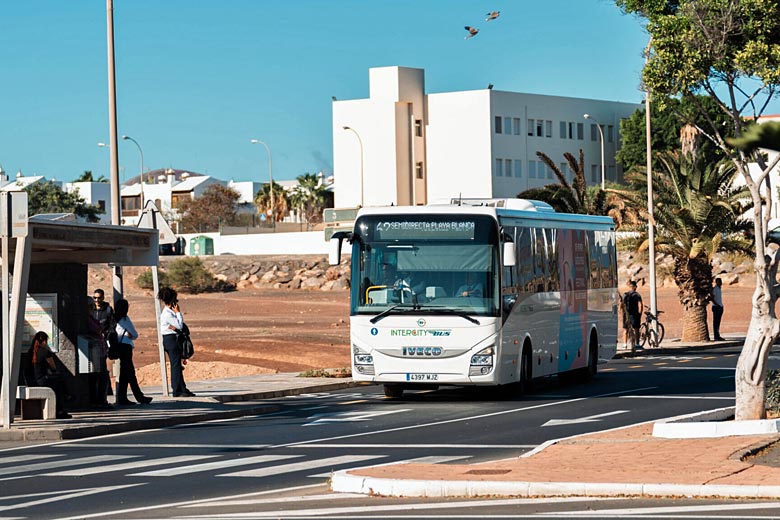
[735,276,780,420]
[681,303,709,342]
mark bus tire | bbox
[383,384,404,399]
[519,343,533,395]
[576,333,598,383]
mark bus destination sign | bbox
[375,220,475,240]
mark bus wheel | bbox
[576,334,598,383]
[383,384,404,398]
[519,344,533,395]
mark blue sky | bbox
[1,1,687,184]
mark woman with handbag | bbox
[114,299,152,405]
[158,287,195,398]
[30,331,72,419]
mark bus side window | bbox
[516,227,534,293]
[587,230,601,289]
[534,228,548,292]
[546,228,559,292]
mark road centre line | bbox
[275,386,659,448]
[619,395,733,400]
[289,444,536,449]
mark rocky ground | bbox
[88,250,757,386]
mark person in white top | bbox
[158,287,195,397]
[712,277,724,341]
[114,299,152,405]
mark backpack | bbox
[624,290,640,315]
[106,329,127,360]
[176,323,194,360]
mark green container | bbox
[190,235,214,256]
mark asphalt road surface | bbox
[2,345,780,519]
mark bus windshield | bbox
[350,214,500,317]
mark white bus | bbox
[330,199,618,398]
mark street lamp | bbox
[121,135,144,182]
[250,139,274,229]
[583,114,606,191]
[342,126,364,207]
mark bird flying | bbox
[486,11,500,21]
[464,26,479,39]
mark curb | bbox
[212,380,358,403]
[614,340,742,358]
[330,471,780,499]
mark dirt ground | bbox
[116,280,756,386]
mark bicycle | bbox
[639,310,665,348]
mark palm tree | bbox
[75,170,107,182]
[615,152,753,342]
[254,181,289,224]
[289,173,328,229]
[517,150,641,228]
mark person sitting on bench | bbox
[31,331,71,419]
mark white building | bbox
[63,181,112,224]
[745,115,780,219]
[333,66,641,208]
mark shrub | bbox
[135,269,169,290]
[767,370,780,412]
[167,257,235,294]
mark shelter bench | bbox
[15,385,57,420]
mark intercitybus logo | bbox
[390,329,451,337]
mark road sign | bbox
[0,191,28,238]
[137,202,176,245]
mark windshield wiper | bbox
[370,303,421,324]
[415,306,481,325]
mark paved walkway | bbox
[6,335,780,500]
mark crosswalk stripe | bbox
[44,455,217,477]
[0,455,129,478]
[218,455,384,478]
[128,455,300,477]
[0,454,62,466]
[307,455,471,477]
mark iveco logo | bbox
[402,347,443,357]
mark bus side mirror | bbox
[503,242,516,267]
[329,231,351,265]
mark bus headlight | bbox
[353,345,375,375]
[470,346,494,376]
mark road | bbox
[2,345,780,519]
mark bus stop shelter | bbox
[0,216,158,426]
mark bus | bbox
[329,198,618,398]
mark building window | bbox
[504,117,512,136]
[514,160,522,178]
[496,158,504,177]
[577,123,584,140]
[529,160,537,179]
[513,118,522,135]
[495,116,502,134]
[528,118,534,137]
[98,200,106,212]
[560,121,566,139]
[607,125,614,143]
[591,124,598,141]
[608,164,616,182]
[545,120,552,138]
[591,164,599,183]
[416,161,424,179]
[505,159,513,176]
[547,163,553,179]
[415,119,423,137]
[560,163,568,179]
[568,122,575,139]
[536,120,543,137]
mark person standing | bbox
[623,280,644,350]
[114,299,152,405]
[91,288,114,405]
[712,277,725,341]
[158,287,195,397]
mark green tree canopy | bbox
[289,173,329,229]
[179,184,241,233]
[75,170,107,183]
[25,181,103,222]
[254,181,289,224]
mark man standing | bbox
[712,277,725,341]
[623,280,644,350]
[92,288,114,405]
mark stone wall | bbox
[618,251,754,288]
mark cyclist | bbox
[622,280,644,351]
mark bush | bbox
[767,370,780,412]
[135,258,235,294]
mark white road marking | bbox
[0,454,62,465]
[619,395,733,400]
[658,366,735,370]
[303,408,410,426]
[546,501,780,516]
[291,444,535,449]
[129,454,300,477]
[307,455,471,477]
[45,455,218,477]
[179,493,365,508]
[542,410,629,427]
[219,455,384,478]
[67,443,271,449]
[55,484,325,520]
[0,484,142,513]
[276,386,659,448]
[0,455,131,478]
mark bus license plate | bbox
[407,373,438,382]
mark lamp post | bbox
[644,39,658,338]
[583,114,606,190]
[342,126,364,207]
[250,139,274,229]
[122,135,145,211]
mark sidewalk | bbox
[332,335,780,500]
[0,373,357,442]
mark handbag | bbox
[106,329,127,360]
[176,323,194,360]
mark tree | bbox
[517,150,641,228]
[179,184,240,233]
[25,181,103,222]
[75,170,107,183]
[289,173,328,229]
[254,182,289,224]
[615,152,752,341]
[617,96,734,173]
[615,0,780,420]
